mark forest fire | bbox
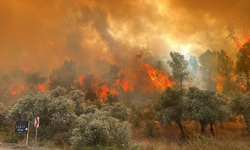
[232,32,249,50]
[142,63,172,91]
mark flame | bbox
[38,84,47,93]
[232,32,249,50]
[116,79,134,92]
[10,84,28,95]
[142,63,172,91]
[216,75,224,92]
[78,74,86,86]
[98,85,118,101]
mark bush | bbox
[144,121,154,137]
[101,102,130,121]
[70,110,131,150]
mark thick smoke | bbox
[0,0,249,95]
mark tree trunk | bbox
[200,122,206,134]
[246,72,250,92]
[210,123,214,137]
[176,121,185,138]
[245,119,250,134]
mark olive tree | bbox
[155,87,186,138]
[7,87,77,139]
[70,109,131,149]
[184,87,230,136]
[231,93,250,134]
[0,103,7,131]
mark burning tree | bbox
[49,60,77,91]
[167,51,189,88]
[236,42,250,92]
[216,50,235,94]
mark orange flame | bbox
[232,32,249,50]
[38,84,47,93]
[142,63,172,91]
[98,85,118,101]
[216,75,224,92]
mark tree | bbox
[199,49,217,91]
[217,50,235,94]
[0,103,7,131]
[231,93,250,134]
[49,60,77,91]
[168,51,189,88]
[68,90,86,116]
[24,72,47,91]
[184,87,230,136]
[155,87,186,138]
[70,110,131,149]
[188,55,200,86]
[236,42,250,91]
[7,87,77,139]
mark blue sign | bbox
[15,121,29,134]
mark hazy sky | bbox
[1,0,249,75]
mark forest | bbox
[1,40,250,150]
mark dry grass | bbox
[132,120,250,150]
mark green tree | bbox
[7,87,77,139]
[49,60,77,91]
[236,42,250,91]
[70,110,131,149]
[217,50,235,94]
[199,49,217,91]
[231,93,250,134]
[184,87,230,136]
[155,87,186,138]
[0,103,7,131]
[167,51,189,88]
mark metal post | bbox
[35,127,38,147]
[26,121,29,146]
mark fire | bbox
[98,85,118,101]
[116,79,134,92]
[142,63,172,91]
[10,85,28,95]
[216,75,224,92]
[78,74,85,86]
[232,32,249,50]
[38,84,47,93]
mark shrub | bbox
[101,102,130,121]
[144,121,154,137]
[70,110,131,150]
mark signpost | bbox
[34,117,39,147]
[15,121,29,145]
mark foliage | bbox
[184,87,230,135]
[68,90,86,116]
[217,50,235,94]
[49,60,77,91]
[155,87,185,137]
[236,42,250,91]
[231,92,250,133]
[70,110,131,150]
[167,51,189,87]
[7,87,77,140]
[199,49,217,91]
[144,121,155,137]
[0,103,8,131]
[101,102,130,121]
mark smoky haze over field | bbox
[0,0,250,101]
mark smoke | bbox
[0,0,250,83]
